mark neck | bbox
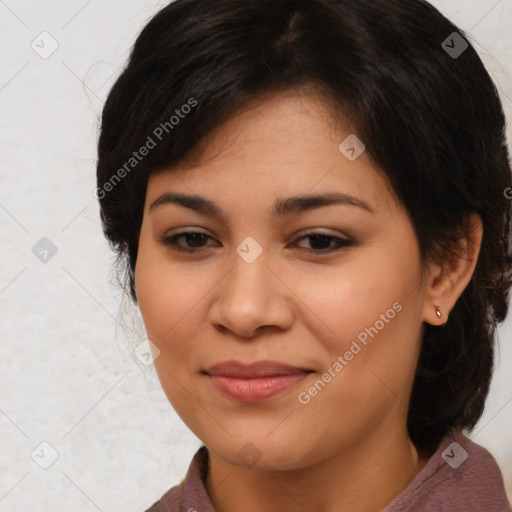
[205,426,429,512]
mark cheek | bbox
[135,248,209,411]
[135,238,201,342]
[289,243,422,404]
[287,253,417,351]
[134,242,227,388]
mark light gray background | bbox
[1,1,511,510]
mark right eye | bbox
[156,231,218,253]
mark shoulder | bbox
[143,445,213,512]
[385,432,511,512]
[146,482,183,512]
[144,484,184,512]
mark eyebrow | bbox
[149,191,375,219]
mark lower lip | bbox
[208,373,310,402]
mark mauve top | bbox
[144,432,511,511]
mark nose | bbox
[208,247,295,339]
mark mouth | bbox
[203,360,314,402]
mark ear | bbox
[423,213,483,326]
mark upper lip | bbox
[204,360,313,378]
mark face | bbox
[135,89,429,470]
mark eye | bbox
[157,231,216,252]
[292,232,354,253]
[157,230,354,254]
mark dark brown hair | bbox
[96,0,512,456]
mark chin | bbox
[205,433,315,471]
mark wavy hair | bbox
[96,0,512,455]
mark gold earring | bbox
[434,305,442,319]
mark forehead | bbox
[146,90,401,217]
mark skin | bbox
[135,88,483,512]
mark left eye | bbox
[157,231,353,253]
[294,233,353,252]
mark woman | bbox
[96,0,512,510]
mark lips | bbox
[204,360,313,402]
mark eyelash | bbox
[156,230,354,254]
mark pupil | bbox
[310,234,331,249]
[187,233,207,247]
